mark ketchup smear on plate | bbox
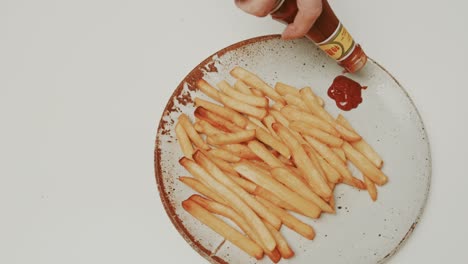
[327,75,367,111]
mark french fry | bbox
[189,195,280,262]
[269,110,307,144]
[208,148,241,163]
[271,102,285,111]
[218,80,268,107]
[179,176,226,205]
[178,114,210,150]
[230,66,286,104]
[201,149,240,180]
[274,82,300,97]
[363,175,378,201]
[196,79,221,102]
[280,105,338,136]
[256,196,315,240]
[208,130,256,145]
[253,186,297,212]
[272,167,334,213]
[336,114,383,168]
[250,88,265,97]
[220,144,259,160]
[194,107,243,132]
[332,147,346,163]
[299,86,323,106]
[175,122,194,158]
[229,173,257,193]
[218,92,267,120]
[265,223,295,259]
[274,123,332,199]
[180,157,276,251]
[305,136,364,186]
[194,119,226,136]
[300,88,361,141]
[290,121,344,147]
[279,155,294,166]
[247,116,269,131]
[234,162,322,218]
[262,115,281,140]
[302,144,328,183]
[342,142,388,186]
[194,151,282,230]
[182,199,264,259]
[248,140,284,168]
[234,79,254,95]
[255,128,291,159]
[317,156,342,183]
[248,160,274,173]
[284,94,309,112]
[195,98,247,128]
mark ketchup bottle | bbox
[270,0,367,73]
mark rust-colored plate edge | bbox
[154,35,280,264]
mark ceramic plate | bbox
[154,35,431,264]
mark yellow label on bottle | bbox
[318,23,355,61]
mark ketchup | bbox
[327,75,366,111]
[271,0,367,73]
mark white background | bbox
[1,0,467,263]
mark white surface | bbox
[0,0,466,263]
[157,37,431,264]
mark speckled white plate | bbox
[154,35,431,264]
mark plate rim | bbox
[153,34,432,264]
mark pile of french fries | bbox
[175,66,388,262]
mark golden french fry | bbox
[218,80,269,107]
[302,144,328,183]
[189,194,279,262]
[265,223,294,259]
[175,122,194,158]
[200,149,239,179]
[182,199,264,259]
[332,147,346,163]
[248,140,284,168]
[196,79,221,102]
[269,110,306,144]
[255,127,291,159]
[317,156,342,183]
[247,116,269,131]
[342,142,388,186]
[272,167,334,213]
[274,82,300,97]
[180,157,276,251]
[248,160,273,173]
[364,175,378,201]
[230,66,285,104]
[208,148,241,163]
[195,98,247,128]
[234,162,321,218]
[194,119,226,136]
[218,92,267,120]
[179,176,226,205]
[234,79,254,95]
[253,186,298,212]
[228,173,257,193]
[271,102,285,111]
[262,115,281,140]
[194,151,282,230]
[284,94,309,112]
[194,107,243,132]
[289,121,344,147]
[279,155,294,166]
[256,196,315,240]
[250,88,265,97]
[300,88,360,141]
[300,86,323,106]
[280,105,338,136]
[273,123,332,199]
[178,114,210,150]
[208,130,256,145]
[220,144,259,160]
[336,114,383,168]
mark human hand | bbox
[235,0,323,40]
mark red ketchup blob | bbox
[327,75,367,111]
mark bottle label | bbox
[318,23,356,62]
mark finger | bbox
[235,0,277,17]
[282,1,322,39]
